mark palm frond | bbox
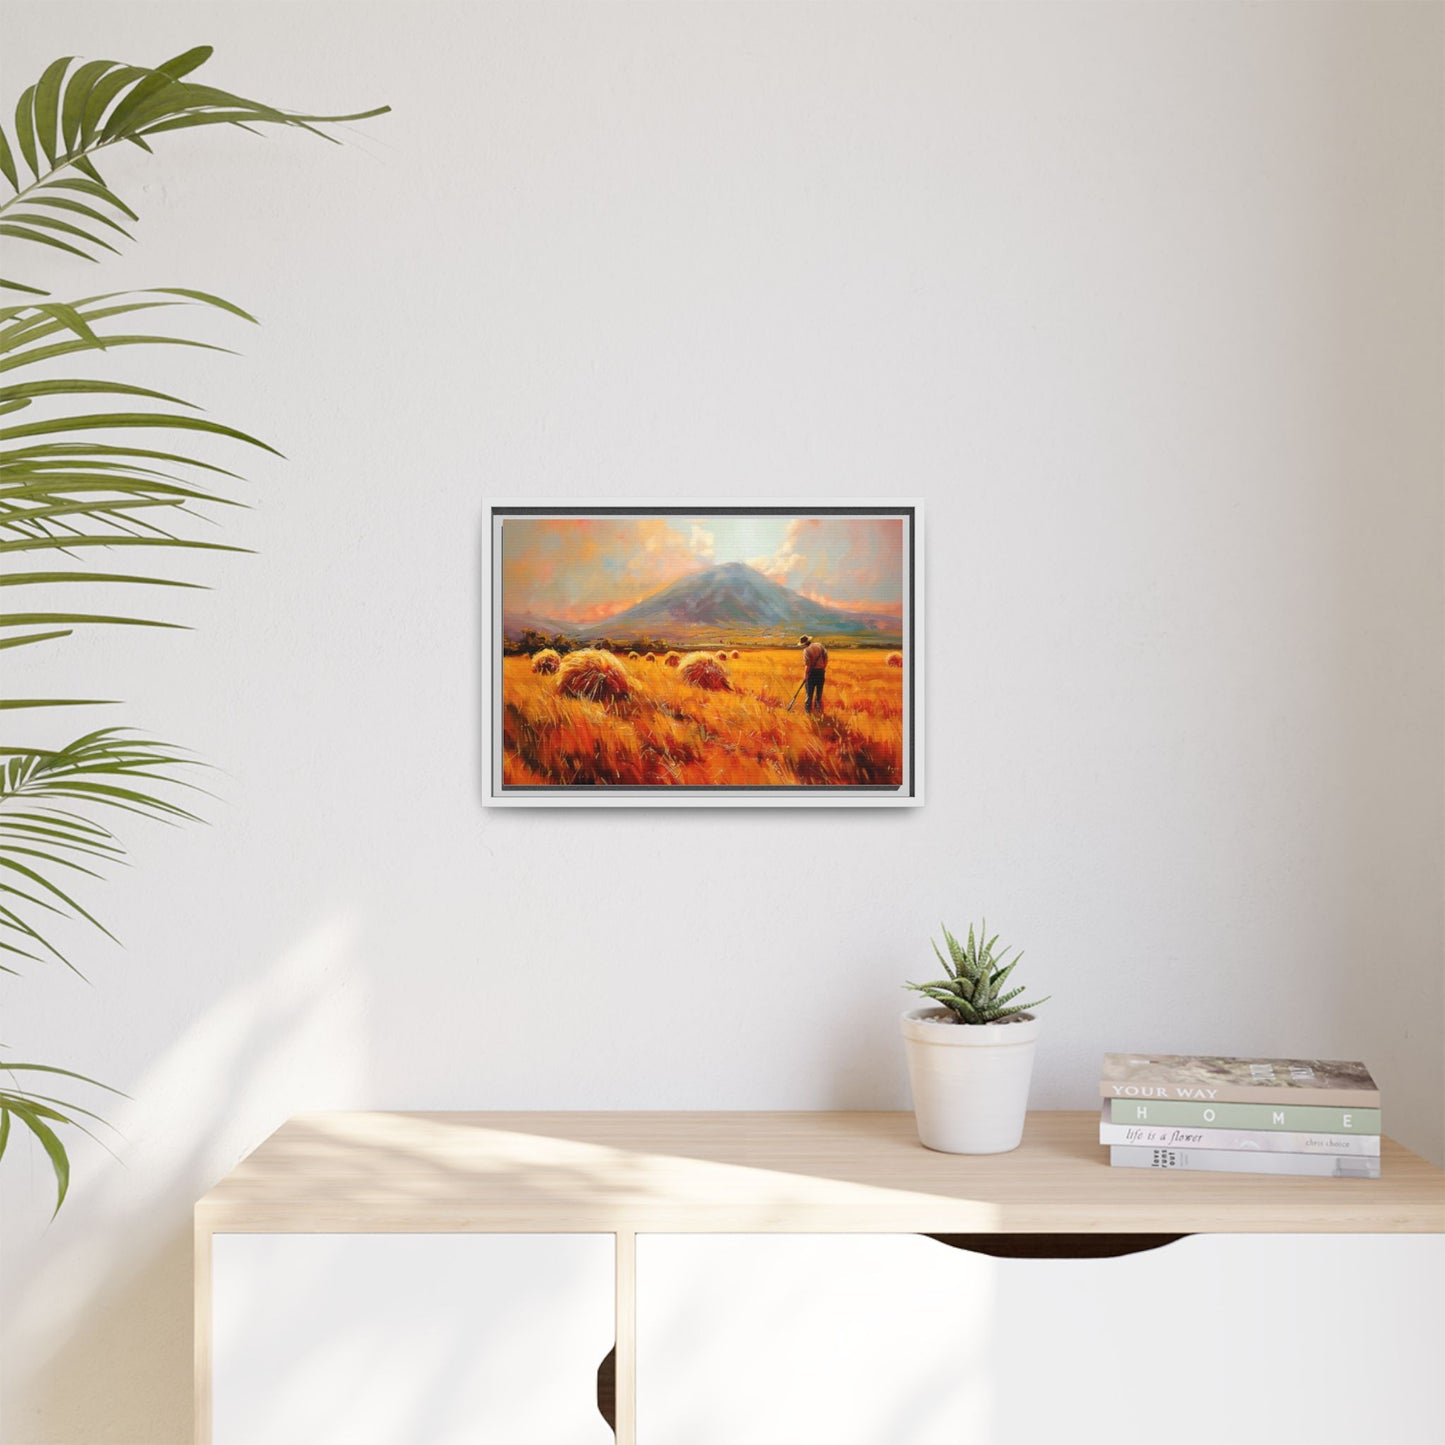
[1,47,388,294]
[0,45,385,1214]
[0,288,266,711]
[0,730,202,974]
[0,1059,125,1213]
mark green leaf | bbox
[60,60,117,154]
[2,476,231,506]
[156,46,215,80]
[991,956,1019,992]
[33,57,75,170]
[0,411,283,455]
[0,125,19,191]
[0,853,115,935]
[47,177,138,221]
[101,72,184,142]
[16,300,105,348]
[139,111,290,137]
[146,287,258,323]
[13,86,39,179]
[909,984,965,1012]
[0,823,123,861]
[27,194,135,239]
[0,611,185,630]
[0,697,116,709]
[0,535,246,556]
[0,333,235,375]
[941,924,965,974]
[1009,996,1050,1015]
[1,286,254,349]
[930,938,955,980]
[0,376,193,407]
[1,807,116,838]
[1,278,48,298]
[0,629,73,651]
[1,1090,113,1129]
[0,224,94,262]
[1,841,104,879]
[78,66,149,148]
[124,81,315,135]
[6,1102,70,1213]
[3,209,118,254]
[0,570,206,590]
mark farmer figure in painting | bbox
[800,634,828,714]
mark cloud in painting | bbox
[748,518,903,614]
[503,514,904,625]
[503,517,716,623]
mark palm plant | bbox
[0,46,385,1210]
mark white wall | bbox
[3,2,1441,1441]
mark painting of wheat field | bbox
[486,506,920,804]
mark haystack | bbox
[886,652,903,668]
[556,648,631,702]
[731,650,740,659]
[628,650,640,659]
[663,651,682,668]
[531,648,561,674]
[679,651,731,690]
[644,652,656,663]
[716,650,728,660]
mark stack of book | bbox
[1099,1053,1381,1178]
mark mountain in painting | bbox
[576,562,900,644]
[500,607,573,639]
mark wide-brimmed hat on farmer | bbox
[799,634,811,645]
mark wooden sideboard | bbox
[195,1110,1445,1444]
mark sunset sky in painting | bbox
[501,515,905,624]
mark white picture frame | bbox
[482,501,923,807]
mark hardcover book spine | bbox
[1100,1082,1380,1108]
[1110,1146,1380,1179]
[1099,1121,1381,1156]
[1108,1099,1381,1133]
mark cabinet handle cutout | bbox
[924,1233,1189,1260]
[596,1344,616,1434]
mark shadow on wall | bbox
[3,916,366,1445]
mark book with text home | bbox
[1108,1099,1380,1133]
[1099,1054,1378,1107]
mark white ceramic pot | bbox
[900,1006,1041,1154]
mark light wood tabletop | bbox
[195,1109,1445,1235]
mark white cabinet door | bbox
[212,1233,614,1445]
[636,1233,1445,1445]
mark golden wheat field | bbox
[501,648,904,788]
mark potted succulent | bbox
[901,923,1050,1154]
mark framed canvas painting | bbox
[483,502,923,807]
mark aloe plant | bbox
[906,922,1050,1025]
[0,46,385,1211]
